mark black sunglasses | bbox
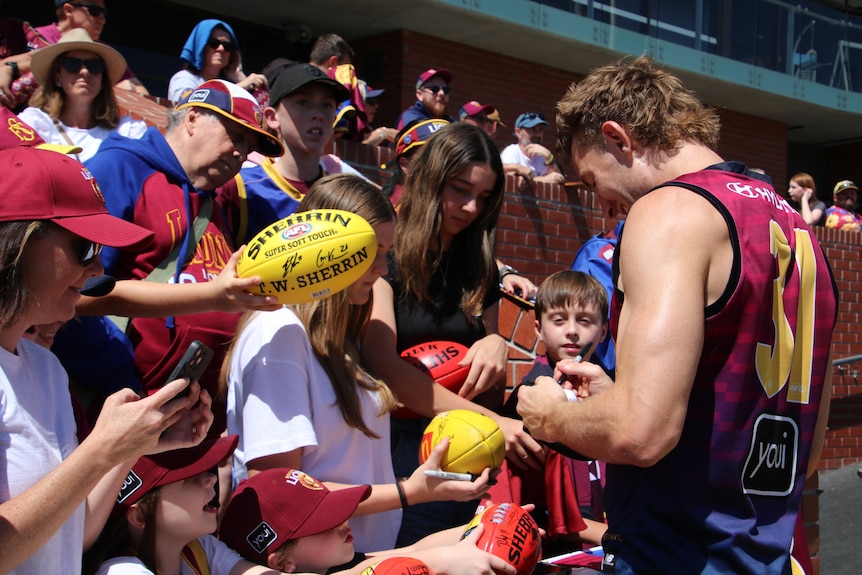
[423,84,451,95]
[523,112,546,122]
[60,56,106,74]
[76,239,102,267]
[69,3,107,17]
[206,38,236,52]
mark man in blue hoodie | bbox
[71,79,283,437]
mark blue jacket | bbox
[570,220,623,374]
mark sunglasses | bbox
[422,85,451,95]
[69,3,107,18]
[522,112,546,122]
[76,239,102,267]
[60,56,106,74]
[206,38,236,52]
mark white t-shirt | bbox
[168,69,206,102]
[18,107,148,163]
[0,339,84,575]
[500,142,549,177]
[227,307,401,553]
[95,535,242,575]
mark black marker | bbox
[557,341,593,386]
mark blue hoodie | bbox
[53,127,240,438]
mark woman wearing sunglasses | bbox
[18,28,147,162]
[0,147,215,574]
[168,19,267,102]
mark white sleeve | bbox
[197,535,244,575]
[95,556,155,575]
[231,311,319,466]
[17,107,60,144]
[115,116,149,140]
[168,70,202,101]
[499,144,522,165]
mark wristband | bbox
[499,264,520,280]
[395,478,409,508]
[544,153,555,166]
[5,61,19,81]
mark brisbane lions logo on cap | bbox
[284,469,324,490]
[80,166,106,206]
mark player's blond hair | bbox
[556,55,720,159]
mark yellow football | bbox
[420,409,505,475]
[237,209,377,304]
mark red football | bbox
[360,556,435,575]
[466,503,542,575]
[393,341,471,418]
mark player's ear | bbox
[534,319,543,341]
[600,121,632,155]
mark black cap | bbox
[269,63,351,107]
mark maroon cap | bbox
[415,68,452,90]
[0,108,81,155]
[115,435,239,509]
[219,468,371,564]
[0,147,152,249]
[458,101,495,121]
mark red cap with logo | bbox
[0,147,152,248]
[114,435,239,510]
[219,468,371,564]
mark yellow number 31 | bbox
[755,220,816,404]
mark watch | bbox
[498,264,520,280]
[5,61,19,81]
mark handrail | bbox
[834,354,862,367]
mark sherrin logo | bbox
[282,222,313,240]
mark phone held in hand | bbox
[166,340,214,398]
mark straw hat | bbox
[30,28,127,86]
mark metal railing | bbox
[537,0,862,94]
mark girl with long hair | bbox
[223,174,492,555]
[362,122,544,545]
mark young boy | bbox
[218,468,516,575]
[496,270,609,552]
[216,63,369,246]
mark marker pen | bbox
[424,470,474,481]
[558,341,593,400]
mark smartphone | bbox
[166,340,214,398]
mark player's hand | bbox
[430,523,518,575]
[553,359,614,398]
[515,375,568,443]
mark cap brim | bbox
[294,483,372,539]
[157,435,240,486]
[366,88,385,99]
[52,213,153,249]
[36,143,84,155]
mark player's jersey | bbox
[607,162,837,574]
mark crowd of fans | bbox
[0,4,844,575]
